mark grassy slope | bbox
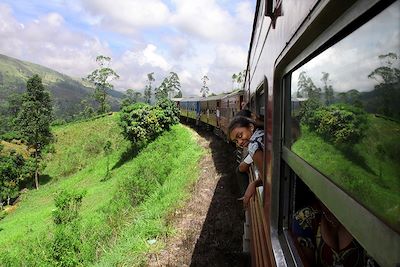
[0,113,203,266]
[292,115,400,230]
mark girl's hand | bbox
[238,181,257,209]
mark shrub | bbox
[301,104,368,145]
[119,100,179,145]
[0,151,35,205]
[155,98,180,129]
[0,131,24,142]
[51,189,86,266]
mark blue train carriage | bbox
[178,97,201,122]
[244,0,400,266]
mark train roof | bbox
[222,89,244,98]
[177,97,203,102]
[173,90,243,102]
[206,94,228,100]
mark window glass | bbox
[289,2,400,232]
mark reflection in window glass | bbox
[289,2,400,232]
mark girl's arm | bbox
[253,149,263,179]
[240,149,264,208]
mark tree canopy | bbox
[16,74,53,189]
[85,55,119,114]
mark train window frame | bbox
[276,1,400,266]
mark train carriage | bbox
[220,90,244,136]
[244,0,400,266]
[179,97,201,121]
[200,98,208,124]
[206,95,224,127]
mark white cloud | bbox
[0,3,111,78]
[78,0,171,33]
[170,0,236,42]
[0,0,256,96]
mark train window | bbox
[289,1,400,233]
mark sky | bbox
[0,0,256,96]
[291,1,400,95]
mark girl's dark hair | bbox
[236,109,252,118]
[227,116,256,140]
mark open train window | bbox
[250,78,267,118]
[281,1,400,266]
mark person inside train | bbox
[228,115,264,208]
[292,193,376,267]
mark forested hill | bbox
[0,54,124,119]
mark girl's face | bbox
[230,125,254,148]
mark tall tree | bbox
[155,78,169,100]
[144,72,155,104]
[321,72,334,105]
[297,71,320,100]
[200,75,209,97]
[168,72,181,99]
[85,55,119,114]
[16,74,53,189]
[368,52,400,117]
[231,73,237,90]
[126,89,142,103]
[155,72,181,100]
[232,70,246,90]
[236,70,245,88]
[174,91,183,98]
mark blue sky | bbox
[0,0,256,96]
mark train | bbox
[176,0,400,266]
[174,90,245,139]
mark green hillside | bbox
[0,54,124,119]
[0,114,203,266]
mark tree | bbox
[297,71,321,100]
[126,89,142,103]
[0,150,34,205]
[155,72,181,100]
[7,93,23,118]
[368,52,400,117]
[85,55,119,114]
[231,73,237,90]
[144,72,155,104]
[321,72,334,105]
[121,89,142,108]
[155,78,169,100]
[79,99,94,119]
[232,70,245,90]
[168,72,181,98]
[200,75,209,97]
[16,74,53,189]
[174,90,183,98]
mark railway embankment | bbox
[0,114,246,266]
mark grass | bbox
[292,114,400,231]
[0,113,204,266]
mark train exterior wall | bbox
[245,0,400,266]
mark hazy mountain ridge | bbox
[0,54,124,119]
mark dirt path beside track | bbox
[147,126,249,267]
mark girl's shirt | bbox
[243,128,264,164]
[247,128,264,159]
